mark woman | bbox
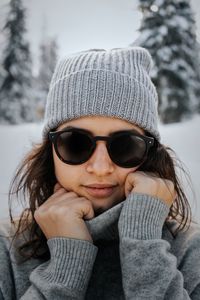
[0,47,200,299]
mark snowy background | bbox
[1,0,200,74]
[0,116,200,222]
[0,0,200,222]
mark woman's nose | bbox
[86,141,115,175]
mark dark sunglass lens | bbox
[110,133,147,167]
[56,131,93,163]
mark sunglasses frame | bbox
[49,128,154,168]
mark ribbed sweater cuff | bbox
[45,237,98,290]
[118,193,170,240]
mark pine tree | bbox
[0,61,4,89]
[197,42,200,112]
[0,0,34,124]
[38,37,58,94]
[135,0,200,123]
[0,3,7,98]
[34,37,58,120]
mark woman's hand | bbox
[34,183,94,243]
[124,171,176,208]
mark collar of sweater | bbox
[85,200,126,242]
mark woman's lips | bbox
[84,186,117,198]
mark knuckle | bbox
[55,187,66,193]
[48,205,58,215]
[34,206,45,219]
[54,206,68,216]
[34,209,39,219]
[58,187,65,191]
[81,197,91,205]
[85,201,93,212]
[148,177,157,186]
[67,191,77,197]
[165,179,174,189]
[80,197,88,202]
[45,205,66,220]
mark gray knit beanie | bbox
[42,47,160,140]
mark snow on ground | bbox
[0,115,200,222]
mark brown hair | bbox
[7,131,193,263]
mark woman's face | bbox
[52,116,144,215]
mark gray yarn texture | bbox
[42,47,160,140]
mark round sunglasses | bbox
[49,128,154,168]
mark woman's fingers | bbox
[54,182,65,193]
[125,171,176,207]
[34,183,95,241]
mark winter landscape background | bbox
[0,115,200,222]
[0,0,200,222]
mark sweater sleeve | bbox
[0,235,16,299]
[0,234,98,300]
[20,237,98,300]
[118,193,200,300]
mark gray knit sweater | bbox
[0,193,200,299]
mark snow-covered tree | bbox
[34,37,58,120]
[38,37,58,94]
[135,0,200,123]
[0,56,4,89]
[197,42,200,112]
[0,0,35,124]
[0,3,7,95]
